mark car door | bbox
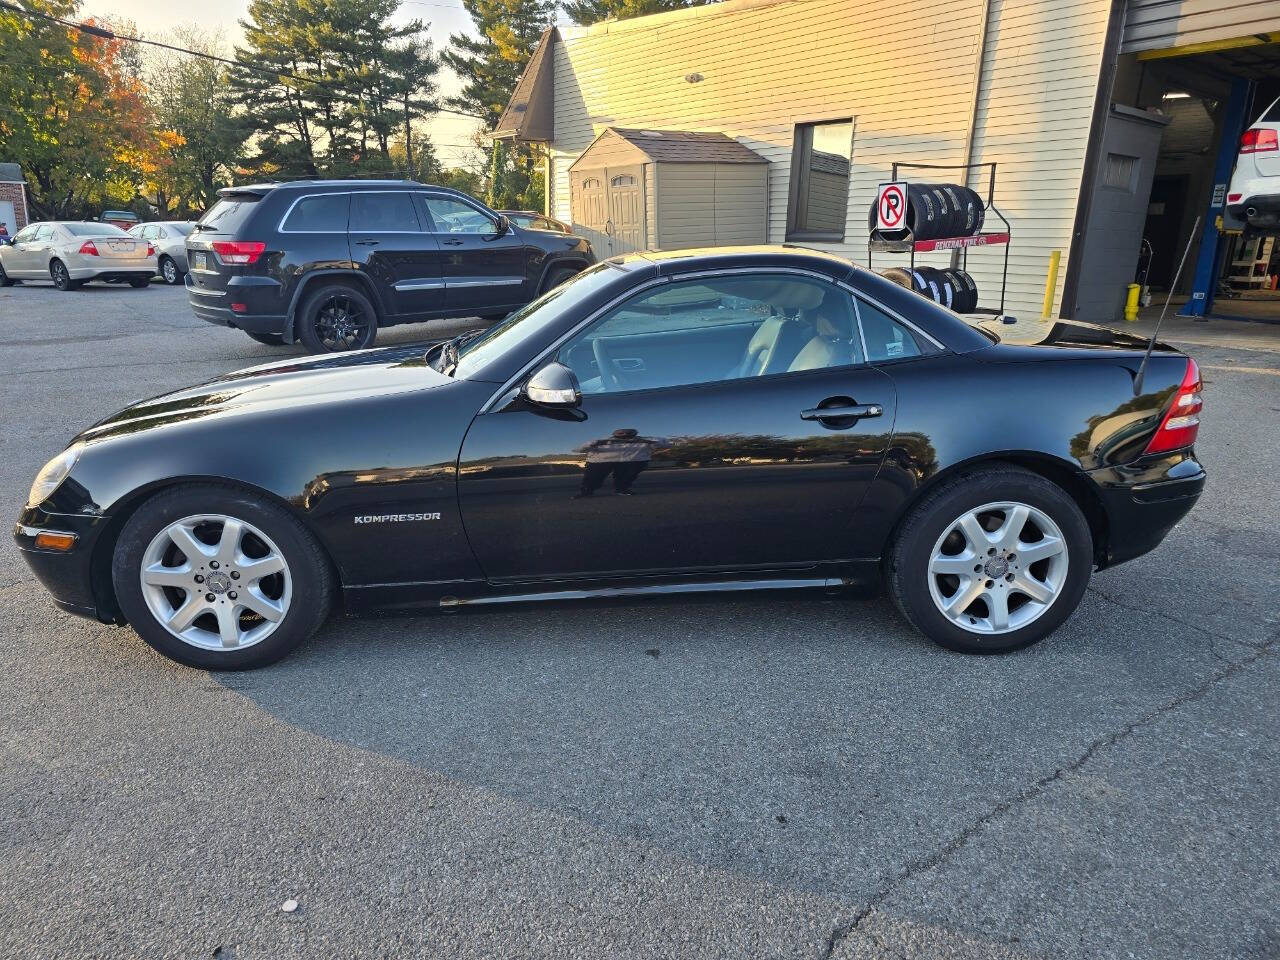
[11,225,54,277]
[456,271,899,583]
[3,225,37,275]
[419,193,530,315]
[346,190,444,319]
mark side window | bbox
[13,226,35,243]
[856,298,926,362]
[557,274,862,395]
[280,193,350,232]
[350,192,420,232]
[422,196,495,234]
[36,226,55,241]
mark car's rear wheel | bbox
[159,255,182,285]
[50,260,80,291]
[887,466,1092,653]
[296,283,378,353]
[112,484,335,669]
[245,331,286,346]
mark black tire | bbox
[50,259,80,291]
[159,255,182,285]
[245,331,286,346]
[542,265,579,293]
[0,260,13,287]
[296,283,379,353]
[111,484,335,670]
[129,277,151,289]
[887,466,1093,654]
[878,267,914,290]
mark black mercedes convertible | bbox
[15,247,1205,669]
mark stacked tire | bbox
[879,265,979,313]
[869,183,986,241]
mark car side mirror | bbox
[525,361,580,408]
[494,214,510,237]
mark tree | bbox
[0,1,154,218]
[443,0,554,208]
[143,28,246,215]
[562,0,708,26]
[230,0,439,179]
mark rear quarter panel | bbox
[849,350,1190,557]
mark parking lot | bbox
[0,280,1276,959]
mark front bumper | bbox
[1088,452,1205,568]
[14,508,119,624]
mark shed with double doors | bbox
[568,127,768,258]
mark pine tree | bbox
[442,0,555,127]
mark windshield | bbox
[64,222,130,237]
[451,261,625,381]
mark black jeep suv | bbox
[184,180,595,352]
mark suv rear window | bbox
[281,193,350,232]
[198,197,261,234]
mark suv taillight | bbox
[211,241,266,265]
[1144,358,1202,455]
[1240,128,1279,153]
[78,241,98,256]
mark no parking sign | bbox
[876,182,907,231]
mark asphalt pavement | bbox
[0,279,1276,959]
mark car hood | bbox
[78,344,452,442]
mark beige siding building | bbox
[496,0,1280,323]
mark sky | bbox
[81,0,488,168]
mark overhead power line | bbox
[0,0,487,122]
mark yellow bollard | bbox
[1041,250,1061,319]
[1124,283,1141,322]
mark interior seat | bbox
[788,293,860,371]
[731,283,825,378]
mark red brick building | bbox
[0,163,31,237]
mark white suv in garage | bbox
[0,221,157,291]
[1227,96,1280,230]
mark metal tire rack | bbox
[866,161,1012,315]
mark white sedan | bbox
[0,221,158,291]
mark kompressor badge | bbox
[354,513,441,524]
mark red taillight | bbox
[210,241,266,265]
[1240,128,1279,153]
[78,241,98,256]
[1144,358,1202,455]
[146,243,155,257]
[230,302,247,313]
[1227,193,1242,203]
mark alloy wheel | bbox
[314,295,371,350]
[162,258,177,283]
[52,262,68,289]
[139,513,293,650]
[926,500,1068,635]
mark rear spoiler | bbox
[216,185,275,199]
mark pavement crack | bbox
[819,630,1277,959]
[1087,584,1259,660]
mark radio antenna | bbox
[1134,215,1199,396]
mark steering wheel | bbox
[591,337,627,391]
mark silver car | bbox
[129,221,197,285]
[0,221,158,291]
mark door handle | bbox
[442,238,464,246]
[354,238,380,246]
[800,403,883,421]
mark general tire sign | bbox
[876,182,907,231]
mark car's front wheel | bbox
[296,283,378,352]
[112,485,335,669]
[887,466,1092,654]
[159,255,182,285]
[50,260,80,291]
[0,260,13,286]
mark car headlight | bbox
[27,444,82,508]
